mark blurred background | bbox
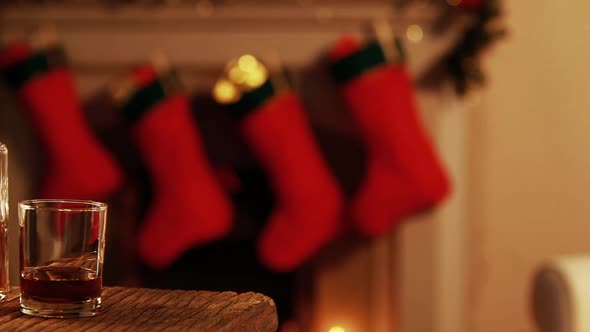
[1,0,589,332]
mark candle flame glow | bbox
[328,326,346,332]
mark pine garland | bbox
[444,0,506,94]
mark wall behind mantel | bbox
[465,0,590,331]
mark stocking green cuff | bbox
[227,79,276,120]
[121,72,182,123]
[329,39,405,84]
[0,46,67,88]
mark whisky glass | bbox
[18,199,107,318]
[0,143,9,301]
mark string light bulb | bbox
[212,54,270,104]
[237,54,258,72]
[228,64,247,84]
[406,24,424,43]
[244,66,267,87]
[212,79,240,104]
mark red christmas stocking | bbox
[119,64,233,269]
[328,36,450,236]
[215,60,343,272]
[0,41,123,200]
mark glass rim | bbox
[18,199,107,212]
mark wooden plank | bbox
[0,287,278,331]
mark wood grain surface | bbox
[0,287,278,331]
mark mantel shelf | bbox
[0,2,469,95]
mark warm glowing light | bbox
[328,326,346,332]
[215,54,269,105]
[406,24,424,43]
[238,54,259,72]
[228,66,247,84]
[212,79,239,104]
[226,55,268,90]
[244,65,268,88]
